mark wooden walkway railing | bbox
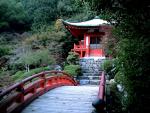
[0,71,77,113]
[92,71,106,111]
[98,71,105,101]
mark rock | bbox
[54,65,62,71]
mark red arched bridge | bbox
[0,71,106,113]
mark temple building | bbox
[63,16,112,58]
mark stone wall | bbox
[78,57,105,85]
[79,58,104,73]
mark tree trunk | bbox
[27,64,30,72]
[25,64,30,72]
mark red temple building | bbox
[63,17,112,58]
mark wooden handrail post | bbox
[40,72,45,79]
[16,83,24,103]
[40,72,46,88]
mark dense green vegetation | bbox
[0,0,29,32]
[12,66,50,81]
[86,0,150,112]
[0,0,93,88]
[102,59,117,80]
[64,52,81,77]
[0,0,149,112]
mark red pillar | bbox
[85,35,90,57]
[81,50,83,58]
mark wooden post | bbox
[40,73,46,89]
[16,83,24,103]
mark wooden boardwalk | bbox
[21,85,99,113]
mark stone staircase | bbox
[78,57,105,85]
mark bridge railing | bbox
[92,71,106,111]
[0,71,77,113]
[98,71,105,100]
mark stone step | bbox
[80,61,104,64]
[81,67,101,69]
[79,79,100,85]
[81,67,103,70]
[80,62,103,65]
[82,73,100,76]
[80,63,103,66]
[80,59,104,62]
[78,76,100,80]
[81,68,102,71]
[82,70,102,74]
[79,57,105,85]
[90,80,100,85]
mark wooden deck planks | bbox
[21,85,98,113]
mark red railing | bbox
[0,71,77,113]
[92,71,105,111]
[73,41,85,49]
[98,71,105,100]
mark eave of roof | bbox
[63,18,109,27]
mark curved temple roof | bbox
[63,18,109,27]
[63,17,111,38]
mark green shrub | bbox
[12,49,56,71]
[63,52,81,77]
[102,59,113,72]
[64,64,81,77]
[67,52,79,65]
[12,67,50,81]
[102,59,117,79]
[0,71,14,88]
[0,45,10,57]
[108,81,124,113]
[12,71,25,81]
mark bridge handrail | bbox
[0,70,77,113]
[98,71,105,100]
[0,71,76,98]
[0,72,43,98]
[92,71,106,111]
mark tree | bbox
[12,49,55,72]
[67,52,79,65]
[86,0,150,112]
[21,0,83,31]
[64,52,81,77]
[0,46,10,57]
[0,0,30,32]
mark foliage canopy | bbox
[86,0,150,112]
